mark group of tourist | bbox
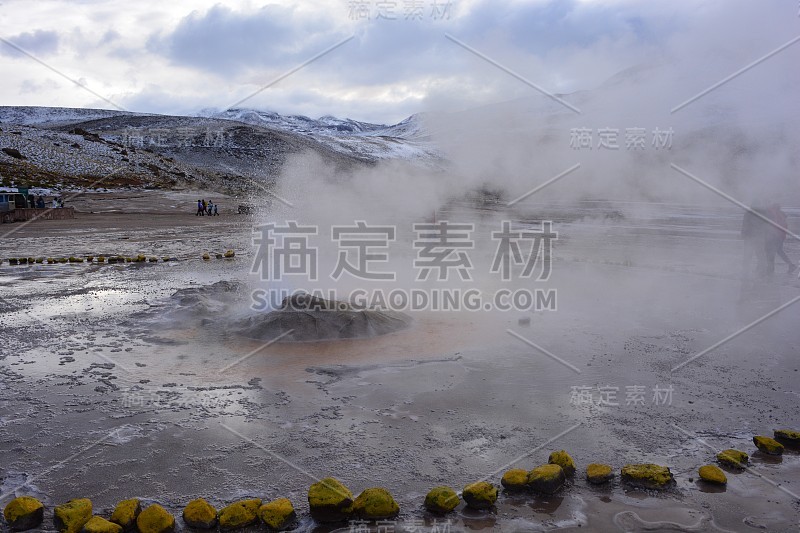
[196,199,219,216]
[26,195,62,208]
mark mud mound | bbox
[234,292,412,342]
[164,280,244,317]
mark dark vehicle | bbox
[0,193,26,223]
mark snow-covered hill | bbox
[0,106,142,126]
[210,109,385,136]
[209,108,440,162]
[0,106,442,193]
[0,106,441,177]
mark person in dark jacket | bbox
[766,203,797,274]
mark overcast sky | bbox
[0,0,796,124]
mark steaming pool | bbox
[1,201,799,532]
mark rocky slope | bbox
[0,107,437,194]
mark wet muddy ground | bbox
[1,192,799,532]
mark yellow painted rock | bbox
[753,435,784,455]
[135,504,174,533]
[3,496,44,531]
[54,498,93,533]
[528,464,566,494]
[182,498,217,529]
[109,498,140,531]
[462,481,497,510]
[97,256,106,263]
[549,450,576,475]
[353,488,399,520]
[202,253,210,261]
[423,486,459,514]
[501,468,529,491]
[586,463,614,485]
[223,250,235,258]
[218,499,261,530]
[620,464,674,490]
[82,516,122,533]
[775,429,800,446]
[258,498,296,531]
[717,449,748,468]
[698,465,727,485]
[308,477,354,523]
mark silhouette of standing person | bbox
[766,203,797,274]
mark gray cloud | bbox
[99,30,121,46]
[0,29,60,57]
[149,4,344,76]
[1,0,795,126]
[19,77,61,94]
[460,0,680,53]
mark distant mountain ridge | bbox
[0,105,440,193]
[208,108,430,140]
[208,108,437,161]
